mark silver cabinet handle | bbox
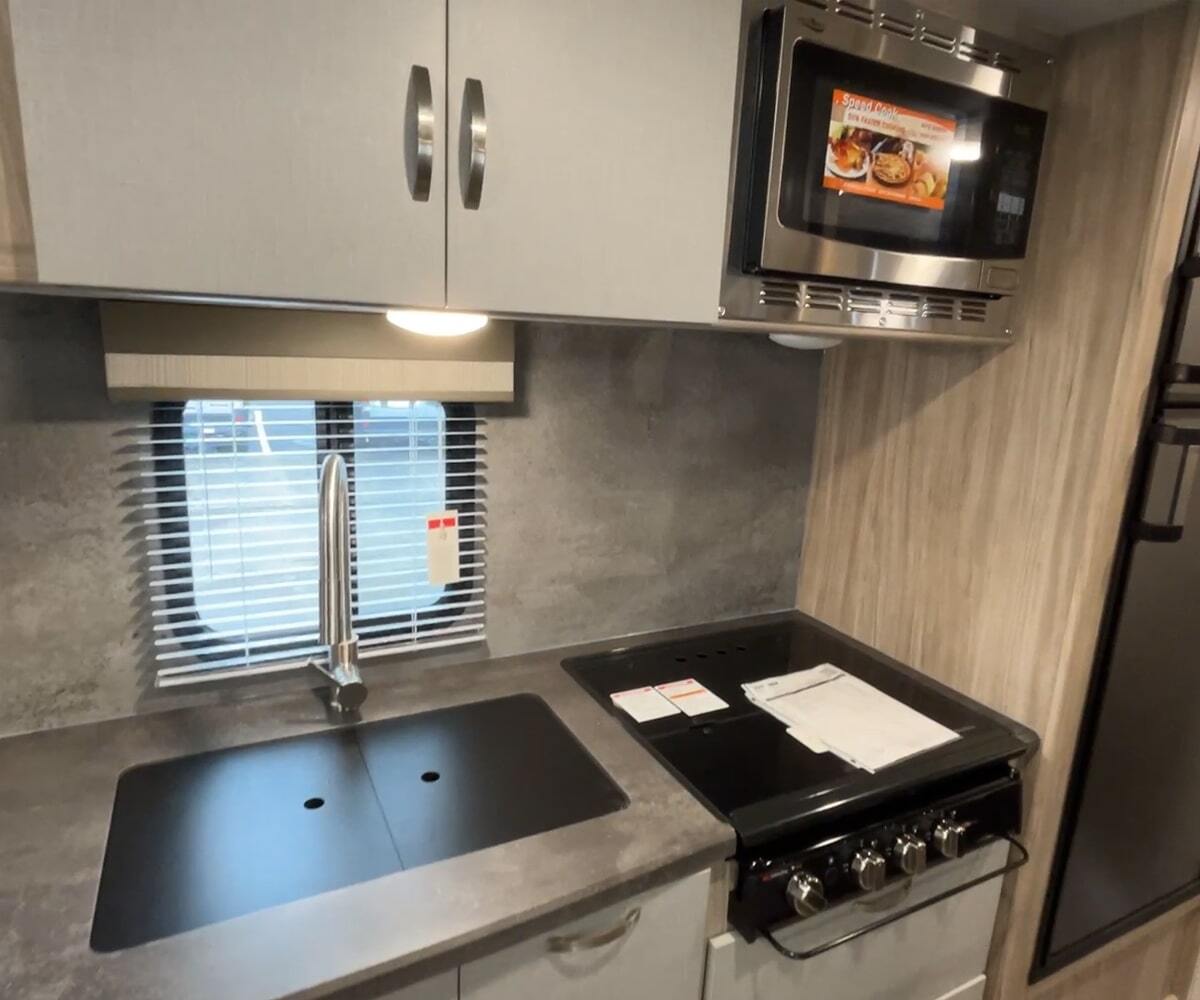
[405,65,435,202]
[547,906,641,953]
[459,78,487,210]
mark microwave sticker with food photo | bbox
[824,89,954,210]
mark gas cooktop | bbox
[565,613,1037,949]
[566,613,1035,846]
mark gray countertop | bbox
[0,616,755,1000]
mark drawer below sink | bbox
[91,694,627,952]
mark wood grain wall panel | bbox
[1030,901,1200,1000]
[796,4,1200,999]
[0,0,34,282]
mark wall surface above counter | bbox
[0,295,820,739]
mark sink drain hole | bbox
[304,797,325,810]
[421,771,440,783]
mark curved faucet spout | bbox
[311,453,367,713]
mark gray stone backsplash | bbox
[0,295,820,737]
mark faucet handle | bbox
[308,654,368,714]
[330,678,368,714]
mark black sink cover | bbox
[91,694,626,952]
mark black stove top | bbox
[565,613,1036,850]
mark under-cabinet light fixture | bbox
[385,309,489,337]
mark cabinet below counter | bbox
[460,871,709,1000]
[372,871,711,1000]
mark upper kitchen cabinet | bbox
[445,0,741,325]
[6,0,446,306]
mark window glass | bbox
[170,399,457,664]
[181,400,319,643]
[353,400,447,619]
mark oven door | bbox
[704,841,1008,1000]
[745,5,1048,295]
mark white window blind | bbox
[136,400,485,687]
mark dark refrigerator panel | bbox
[1166,275,1200,406]
[1038,408,1200,970]
[1176,289,1200,364]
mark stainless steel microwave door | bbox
[744,5,1047,293]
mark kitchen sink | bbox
[90,694,627,952]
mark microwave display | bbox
[824,90,956,211]
[751,35,1047,265]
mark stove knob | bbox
[893,834,927,876]
[851,849,887,892]
[785,872,827,918]
[933,820,967,859]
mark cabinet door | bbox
[447,0,741,324]
[8,0,445,306]
[460,870,711,1000]
[376,969,459,1000]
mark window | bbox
[141,400,484,685]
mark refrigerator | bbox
[1032,197,1200,980]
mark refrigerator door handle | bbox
[1163,362,1200,386]
[1134,422,1200,543]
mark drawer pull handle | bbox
[547,906,641,953]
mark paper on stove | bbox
[655,678,729,717]
[611,686,680,723]
[743,664,959,772]
[786,724,830,754]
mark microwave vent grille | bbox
[871,290,920,317]
[959,298,990,323]
[803,283,845,310]
[957,40,993,65]
[760,279,806,309]
[879,13,917,39]
[833,0,874,26]
[919,27,957,53]
[923,295,957,320]
[755,278,996,329]
[793,2,1032,74]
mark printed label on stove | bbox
[655,678,729,717]
[611,686,681,723]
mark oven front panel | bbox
[704,840,1008,1000]
[745,5,1047,295]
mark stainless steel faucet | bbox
[310,453,367,713]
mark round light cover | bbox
[385,309,489,336]
[769,333,842,351]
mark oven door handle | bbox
[761,835,1029,962]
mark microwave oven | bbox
[720,0,1053,343]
